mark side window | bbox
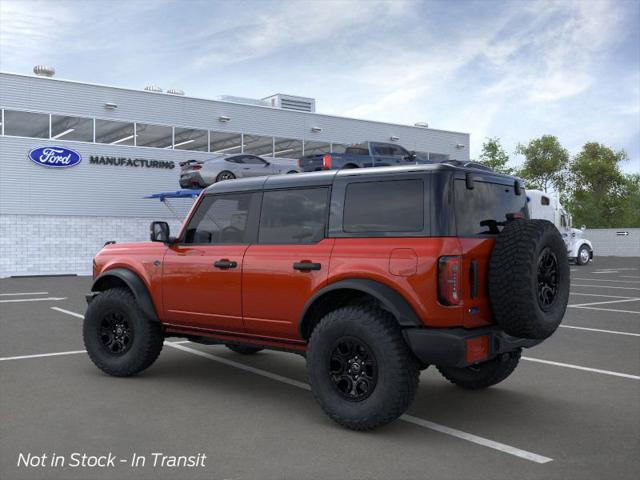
[561,215,567,227]
[541,196,550,206]
[343,180,424,233]
[226,156,242,164]
[390,145,410,157]
[259,188,329,244]
[183,193,258,244]
[372,144,393,156]
[243,155,267,165]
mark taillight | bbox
[322,153,331,170]
[192,164,202,170]
[297,158,301,168]
[438,256,461,305]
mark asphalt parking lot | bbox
[1,257,639,480]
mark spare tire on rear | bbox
[488,219,569,339]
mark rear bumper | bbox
[403,326,542,368]
[179,172,205,188]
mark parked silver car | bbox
[179,154,300,188]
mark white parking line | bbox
[0,297,67,303]
[523,357,640,380]
[0,350,86,361]
[166,342,552,464]
[569,298,640,308]
[570,292,637,299]
[569,306,640,315]
[401,415,552,464]
[51,307,85,318]
[560,325,640,337]
[572,284,640,291]
[573,278,640,284]
[0,292,49,296]
[0,340,189,362]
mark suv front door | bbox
[242,187,333,341]
[162,192,260,331]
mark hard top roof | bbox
[203,163,519,195]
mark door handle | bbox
[214,259,237,269]
[293,261,321,271]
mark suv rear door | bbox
[242,186,333,340]
[162,192,260,331]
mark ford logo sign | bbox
[28,146,82,168]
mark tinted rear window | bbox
[343,180,424,233]
[455,180,528,235]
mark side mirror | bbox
[150,221,170,242]
[581,225,586,231]
[264,160,271,166]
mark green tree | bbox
[567,142,629,228]
[618,174,640,227]
[515,135,569,193]
[478,137,513,174]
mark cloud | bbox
[0,0,78,67]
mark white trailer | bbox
[527,190,594,265]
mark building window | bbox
[259,188,329,244]
[244,134,274,156]
[343,180,424,233]
[3,110,49,138]
[273,137,303,158]
[210,131,243,154]
[303,140,331,156]
[135,123,173,149]
[95,119,135,145]
[174,127,208,151]
[51,114,93,142]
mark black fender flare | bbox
[298,279,421,338]
[90,268,159,322]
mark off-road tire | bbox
[226,344,264,355]
[437,350,521,390]
[306,304,419,431]
[83,288,164,377]
[576,244,590,266]
[488,219,569,339]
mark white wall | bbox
[585,228,640,258]
[0,214,184,277]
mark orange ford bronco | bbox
[85,164,569,430]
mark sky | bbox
[1,0,638,172]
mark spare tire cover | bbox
[488,219,570,339]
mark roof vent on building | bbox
[167,88,185,96]
[414,122,429,128]
[33,65,55,77]
[144,85,163,93]
[262,94,316,113]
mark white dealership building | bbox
[0,69,470,277]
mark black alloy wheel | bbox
[99,310,133,355]
[329,337,378,402]
[216,171,235,182]
[537,247,559,310]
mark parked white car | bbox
[179,154,299,188]
[527,190,593,265]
